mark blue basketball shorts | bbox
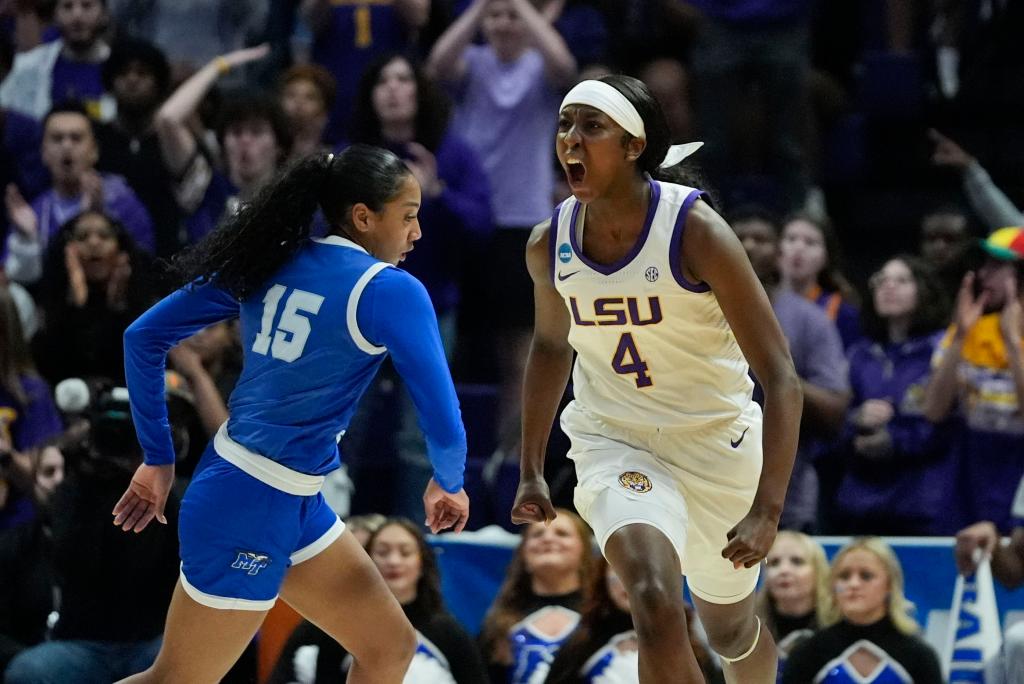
[177,440,344,611]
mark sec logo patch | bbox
[618,471,653,493]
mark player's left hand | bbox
[722,509,779,569]
[112,463,174,533]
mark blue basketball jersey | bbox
[814,641,913,684]
[124,236,465,492]
[508,606,580,684]
[580,631,638,683]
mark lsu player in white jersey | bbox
[511,75,803,684]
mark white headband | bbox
[560,80,703,168]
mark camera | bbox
[54,376,201,472]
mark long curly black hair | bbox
[167,144,412,300]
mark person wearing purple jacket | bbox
[3,103,154,285]
[835,256,956,536]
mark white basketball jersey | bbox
[551,180,753,430]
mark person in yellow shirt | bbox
[923,226,1024,531]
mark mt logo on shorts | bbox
[231,551,271,576]
[618,471,653,493]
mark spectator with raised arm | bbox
[923,228,1024,533]
[930,128,1024,230]
[153,44,293,243]
[427,0,576,461]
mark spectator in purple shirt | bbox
[0,284,63,532]
[836,256,956,535]
[732,206,850,532]
[4,103,155,285]
[0,0,114,122]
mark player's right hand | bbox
[510,476,556,525]
[423,478,470,534]
[112,463,174,533]
[954,521,999,576]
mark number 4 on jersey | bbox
[252,284,325,362]
[611,333,653,388]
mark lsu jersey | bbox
[551,179,753,431]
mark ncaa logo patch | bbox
[618,471,653,493]
[558,243,572,263]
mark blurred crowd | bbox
[1,0,1022,682]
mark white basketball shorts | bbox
[561,399,763,604]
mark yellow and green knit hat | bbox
[981,227,1024,261]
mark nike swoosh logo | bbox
[730,426,749,448]
[557,270,580,281]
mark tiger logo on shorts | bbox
[618,471,653,493]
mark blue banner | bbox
[430,532,1024,654]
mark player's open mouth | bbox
[566,158,586,186]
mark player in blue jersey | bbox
[511,75,803,683]
[111,144,470,683]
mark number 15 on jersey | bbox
[253,284,325,362]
